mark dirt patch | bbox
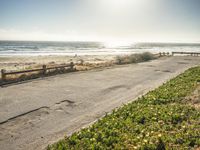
[184,84,200,109]
[146,65,155,67]
[155,69,172,73]
[101,85,130,94]
[177,62,189,65]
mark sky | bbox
[0,0,200,42]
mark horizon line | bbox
[0,39,200,44]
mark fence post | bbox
[43,65,47,75]
[70,62,74,71]
[1,69,6,82]
[167,52,169,56]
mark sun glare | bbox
[100,0,132,10]
[99,0,145,14]
[108,0,132,8]
[104,40,133,48]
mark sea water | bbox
[0,41,200,56]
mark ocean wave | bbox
[0,41,200,56]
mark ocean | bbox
[0,41,200,56]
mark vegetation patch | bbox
[48,67,200,150]
[115,52,156,65]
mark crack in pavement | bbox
[0,99,76,125]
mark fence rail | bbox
[172,52,200,56]
[1,62,74,82]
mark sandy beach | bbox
[0,55,117,71]
[0,53,158,82]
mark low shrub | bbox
[116,52,156,65]
[48,67,200,150]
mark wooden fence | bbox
[159,52,170,56]
[172,52,200,56]
[1,62,75,82]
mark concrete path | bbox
[0,56,200,150]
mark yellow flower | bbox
[133,146,137,149]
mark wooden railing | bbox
[172,52,200,56]
[159,52,170,56]
[1,62,75,82]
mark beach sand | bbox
[0,55,116,71]
[0,53,159,81]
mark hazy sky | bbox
[0,0,200,42]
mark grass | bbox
[47,66,200,150]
